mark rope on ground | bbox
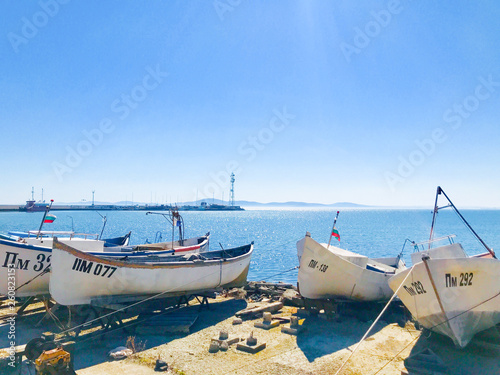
[222,343,298,375]
[333,265,415,375]
[370,282,500,374]
[371,334,421,375]
[56,264,237,337]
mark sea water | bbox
[0,208,499,284]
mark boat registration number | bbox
[72,258,117,278]
[445,272,473,288]
[307,259,329,273]
[403,281,427,296]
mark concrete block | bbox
[254,320,280,330]
[220,341,229,351]
[246,332,257,346]
[219,330,229,340]
[263,312,272,322]
[281,325,304,335]
[236,342,266,354]
[208,340,220,353]
[211,337,240,346]
[404,348,448,375]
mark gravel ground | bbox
[76,296,420,375]
[1,296,498,374]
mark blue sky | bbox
[1,1,500,207]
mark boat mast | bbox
[432,186,496,259]
[36,199,54,239]
[95,211,107,240]
[428,186,441,247]
[171,208,184,245]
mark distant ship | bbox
[23,199,49,212]
[22,187,50,212]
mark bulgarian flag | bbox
[44,214,56,223]
[332,228,340,241]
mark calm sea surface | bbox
[0,208,499,284]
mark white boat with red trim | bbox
[49,237,253,306]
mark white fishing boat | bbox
[0,233,210,298]
[7,230,131,247]
[297,233,407,301]
[0,207,209,297]
[388,187,500,348]
[49,237,253,306]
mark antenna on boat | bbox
[146,209,185,246]
[397,238,415,262]
[95,211,107,240]
[430,186,496,259]
[327,211,340,248]
[36,199,54,239]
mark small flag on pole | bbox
[44,214,56,223]
[332,228,340,241]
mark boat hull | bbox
[0,240,52,297]
[0,234,210,297]
[297,236,404,301]
[388,256,500,348]
[50,239,252,306]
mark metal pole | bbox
[428,186,441,248]
[99,216,107,240]
[37,200,54,239]
[439,187,496,259]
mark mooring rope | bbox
[371,334,421,375]
[14,266,51,292]
[370,284,500,374]
[55,259,245,337]
[256,236,302,281]
[260,266,299,281]
[333,265,415,375]
[23,236,299,338]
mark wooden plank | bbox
[235,302,283,319]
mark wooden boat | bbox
[297,233,407,301]
[129,232,210,254]
[49,237,253,306]
[388,187,500,348]
[8,230,131,247]
[0,233,210,298]
[0,233,21,241]
[103,232,131,247]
